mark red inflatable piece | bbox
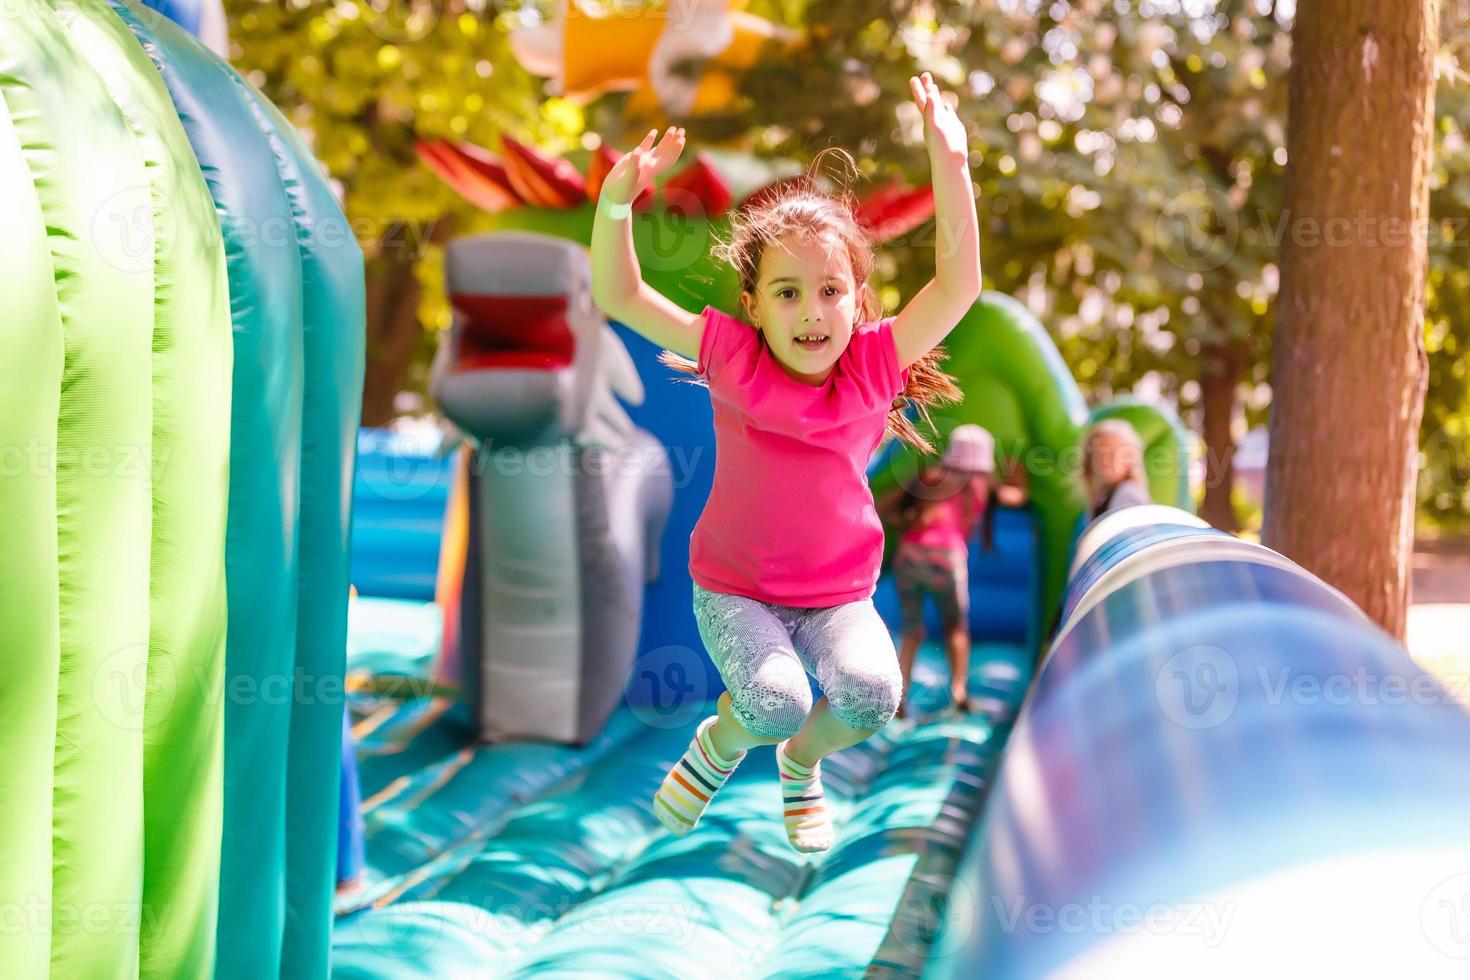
[854,182,936,241]
[663,153,734,219]
[448,292,576,372]
[415,139,522,212]
[500,136,588,208]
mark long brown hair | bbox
[656,148,962,454]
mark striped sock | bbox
[653,714,745,836]
[776,739,834,853]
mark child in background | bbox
[878,425,1027,719]
[590,72,981,852]
[1082,419,1152,520]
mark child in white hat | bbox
[878,424,1026,718]
[1082,419,1152,520]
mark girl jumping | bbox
[590,73,981,853]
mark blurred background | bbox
[223,0,1470,540]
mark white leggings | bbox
[692,583,903,739]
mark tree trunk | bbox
[1264,0,1438,641]
[360,249,418,426]
[1199,333,1245,534]
[360,216,455,427]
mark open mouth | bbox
[794,333,829,351]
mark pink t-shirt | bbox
[687,304,910,607]
[899,480,988,552]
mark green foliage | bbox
[227,0,1470,527]
[1421,71,1470,531]
[226,0,567,379]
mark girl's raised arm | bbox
[590,127,706,359]
[891,73,984,368]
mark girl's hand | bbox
[909,72,968,160]
[600,127,686,207]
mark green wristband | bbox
[600,197,632,220]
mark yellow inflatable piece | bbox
[511,0,802,116]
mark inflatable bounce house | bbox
[334,134,1470,975]
[8,3,1470,978]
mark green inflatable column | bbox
[0,7,155,977]
[106,8,307,976]
[53,4,236,977]
[0,95,64,980]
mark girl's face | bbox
[1085,432,1137,486]
[741,232,863,385]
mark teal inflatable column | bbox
[0,7,155,977]
[0,95,64,980]
[110,7,306,978]
[234,83,367,980]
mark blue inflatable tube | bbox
[928,506,1470,977]
[136,0,227,55]
[337,708,365,887]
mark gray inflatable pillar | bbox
[431,232,672,744]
